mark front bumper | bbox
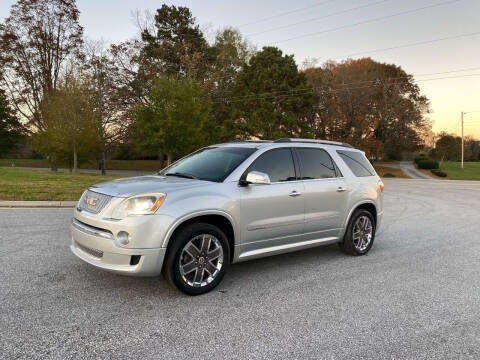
[71,219,166,277]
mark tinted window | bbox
[296,148,337,179]
[246,148,296,182]
[337,150,375,177]
[161,147,257,182]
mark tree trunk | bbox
[73,144,78,172]
[101,151,106,175]
[167,154,172,166]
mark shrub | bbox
[431,169,447,177]
[418,159,439,169]
[383,173,396,178]
[414,154,428,164]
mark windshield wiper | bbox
[165,172,198,180]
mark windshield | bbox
[160,147,257,182]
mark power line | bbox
[211,67,480,102]
[332,31,480,60]
[236,0,337,28]
[274,0,462,44]
[247,0,391,37]
[212,72,480,104]
[211,31,480,82]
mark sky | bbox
[1,0,479,137]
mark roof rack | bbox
[274,138,353,148]
[232,139,273,143]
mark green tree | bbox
[207,28,252,140]
[0,88,23,156]
[231,46,314,139]
[433,132,467,161]
[134,77,213,163]
[140,4,213,80]
[33,75,102,171]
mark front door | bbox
[239,148,305,252]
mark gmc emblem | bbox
[85,195,98,207]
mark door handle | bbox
[337,187,348,192]
[289,190,302,197]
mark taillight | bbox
[379,180,384,193]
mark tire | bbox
[340,209,376,256]
[163,222,230,295]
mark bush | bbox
[431,169,447,177]
[383,173,396,178]
[418,159,439,169]
[414,154,428,164]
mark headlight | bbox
[111,193,166,219]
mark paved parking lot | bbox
[1,179,480,359]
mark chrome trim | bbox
[238,236,338,259]
[72,218,113,240]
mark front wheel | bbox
[163,223,230,295]
[340,209,375,256]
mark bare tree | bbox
[0,0,83,131]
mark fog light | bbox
[117,231,130,246]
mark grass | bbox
[0,168,124,201]
[373,165,409,178]
[0,158,163,172]
[439,161,480,181]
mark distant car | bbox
[71,138,384,295]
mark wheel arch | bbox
[342,201,378,236]
[162,211,236,263]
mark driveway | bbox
[1,178,479,359]
[376,161,434,179]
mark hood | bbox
[89,175,210,197]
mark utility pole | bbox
[461,111,464,169]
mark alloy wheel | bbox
[352,215,373,252]
[179,234,224,287]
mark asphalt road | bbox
[1,179,479,359]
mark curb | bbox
[0,201,77,208]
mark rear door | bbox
[294,147,349,239]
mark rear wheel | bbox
[163,223,229,295]
[340,209,375,255]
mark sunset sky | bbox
[1,0,479,137]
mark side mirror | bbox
[243,171,271,185]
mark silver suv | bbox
[71,138,384,295]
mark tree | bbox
[83,39,126,173]
[134,77,213,163]
[432,132,467,161]
[140,4,213,81]
[207,28,253,140]
[231,46,314,139]
[33,74,101,171]
[0,0,83,130]
[304,58,431,159]
[0,89,23,156]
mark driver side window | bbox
[246,148,297,183]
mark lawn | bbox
[0,159,163,172]
[439,161,480,181]
[0,168,124,201]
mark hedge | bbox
[418,159,439,170]
[431,169,447,177]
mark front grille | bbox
[74,240,103,258]
[80,190,112,214]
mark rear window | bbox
[295,148,338,179]
[337,150,375,177]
